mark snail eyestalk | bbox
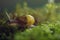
[5,11,11,21]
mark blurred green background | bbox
[0,0,60,12]
[0,0,60,40]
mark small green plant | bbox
[14,21,60,40]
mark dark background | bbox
[0,0,60,13]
